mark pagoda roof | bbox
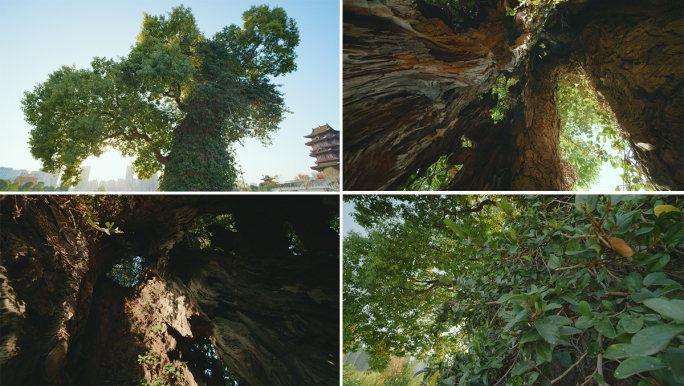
[304,124,338,138]
[311,161,340,170]
[310,147,339,156]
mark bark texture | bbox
[343,0,683,191]
[1,195,339,386]
[572,0,683,190]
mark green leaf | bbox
[444,219,464,239]
[558,326,582,336]
[601,300,616,313]
[579,301,593,319]
[593,373,606,384]
[534,340,552,363]
[575,195,598,213]
[603,344,632,360]
[649,253,670,272]
[594,318,616,339]
[555,351,572,368]
[666,347,684,383]
[574,315,596,330]
[520,330,542,344]
[510,361,530,377]
[534,316,560,345]
[619,314,643,334]
[643,298,684,322]
[613,356,667,379]
[587,342,602,358]
[630,323,684,356]
[643,272,674,287]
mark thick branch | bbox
[101,125,168,166]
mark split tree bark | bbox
[1,195,339,386]
[343,0,683,191]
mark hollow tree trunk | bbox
[343,0,683,191]
[1,195,339,386]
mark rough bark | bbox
[343,0,683,191]
[571,0,683,190]
[1,195,339,386]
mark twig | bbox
[550,351,589,384]
[596,333,609,385]
[493,353,520,386]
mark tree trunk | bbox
[160,107,237,192]
[1,195,339,386]
[342,0,683,191]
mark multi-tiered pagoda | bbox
[304,124,340,174]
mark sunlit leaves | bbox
[557,74,655,191]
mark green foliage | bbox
[490,74,518,123]
[344,195,505,365]
[0,179,10,191]
[22,5,299,190]
[344,358,422,386]
[19,181,34,191]
[422,0,480,30]
[107,255,143,287]
[284,221,307,255]
[84,212,123,235]
[138,350,160,367]
[8,181,20,191]
[557,73,656,191]
[32,181,45,191]
[96,185,106,192]
[344,195,684,385]
[398,155,461,191]
[186,213,236,251]
[189,336,242,385]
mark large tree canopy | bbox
[344,195,684,385]
[22,5,299,191]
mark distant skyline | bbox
[0,0,340,186]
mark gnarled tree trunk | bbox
[343,0,683,191]
[1,195,339,386]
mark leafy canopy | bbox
[344,195,684,385]
[557,72,656,191]
[23,5,299,188]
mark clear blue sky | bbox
[0,0,340,186]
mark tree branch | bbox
[101,126,168,166]
[550,351,588,384]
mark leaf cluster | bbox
[557,73,656,191]
[344,195,684,385]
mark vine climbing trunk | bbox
[159,105,237,191]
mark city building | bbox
[0,167,60,188]
[304,124,340,174]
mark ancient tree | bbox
[343,0,683,191]
[22,5,299,191]
[1,195,339,385]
